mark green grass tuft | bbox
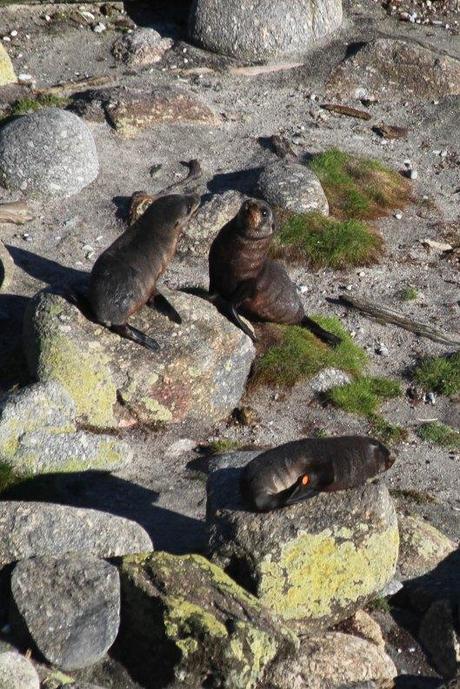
[400,286,418,301]
[325,377,401,416]
[0,462,23,494]
[413,352,460,397]
[207,438,241,455]
[272,211,382,269]
[417,422,460,450]
[251,316,367,388]
[9,94,70,117]
[366,597,391,613]
[370,414,408,446]
[308,148,412,220]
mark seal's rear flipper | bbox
[300,316,341,347]
[148,292,182,325]
[282,482,319,506]
[110,324,160,352]
[214,296,257,342]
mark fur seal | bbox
[208,198,340,345]
[88,192,200,351]
[240,435,394,512]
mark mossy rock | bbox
[119,552,297,689]
[398,514,456,581]
[23,289,254,430]
[0,44,16,87]
[207,453,399,630]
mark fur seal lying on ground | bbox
[240,435,394,512]
[88,193,200,351]
[208,198,340,345]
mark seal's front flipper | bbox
[282,481,319,506]
[217,298,256,342]
[300,316,341,347]
[148,292,182,324]
[110,324,160,352]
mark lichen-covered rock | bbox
[23,289,255,429]
[189,0,343,62]
[327,39,460,101]
[398,514,456,581]
[0,44,16,86]
[11,554,120,671]
[269,632,396,689]
[0,651,39,689]
[418,599,459,680]
[343,610,385,649]
[0,108,99,198]
[0,501,152,566]
[0,240,14,293]
[111,28,173,66]
[119,552,298,689]
[256,161,329,215]
[207,453,399,629]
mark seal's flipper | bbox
[282,482,319,506]
[110,324,160,352]
[148,292,182,324]
[300,316,341,347]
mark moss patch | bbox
[325,377,401,416]
[308,148,411,220]
[251,316,367,388]
[417,421,460,450]
[272,211,382,269]
[413,352,460,396]
[208,438,241,455]
[400,285,418,301]
[0,462,26,494]
[9,94,70,117]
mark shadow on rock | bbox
[6,245,88,289]
[2,471,206,554]
[208,167,264,196]
[123,0,192,38]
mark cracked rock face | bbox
[207,452,399,630]
[189,0,343,62]
[11,554,120,671]
[0,108,99,198]
[23,289,255,430]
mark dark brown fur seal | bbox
[208,198,340,345]
[88,193,200,351]
[240,435,394,512]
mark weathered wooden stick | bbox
[339,294,460,346]
[34,74,116,97]
[0,200,34,225]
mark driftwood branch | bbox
[0,201,34,225]
[339,294,460,347]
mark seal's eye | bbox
[301,474,309,486]
[261,208,269,218]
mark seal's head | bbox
[370,439,395,472]
[237,198,274,240]
[142,193,200,233]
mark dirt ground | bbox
[0,0,459,585]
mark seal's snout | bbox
[239,198,273,238]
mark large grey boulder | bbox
[0,381,131,475]
[256,161,329,215]
[189,0,343,63]
[23,289,255,429]
[0,501,152,566]
[207,452,399,631]
[0,651,40,689]
[398,514,456,582]
[119,551,297,689]
[11,554,120,671]
[0,108,99,198]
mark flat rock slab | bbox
[23,289,255,430]
[0,241,14,293]
[11,554,120,671]
[71,86,220,137]
[327,38,460,101]
[270,632,396,689]
[0,108,99,198]
[207,452,399,630]
[119,552,297,689]
[0,501,152,566]
[0,651,40,689]
[189,0,343,62]
[398,514,456,581]
[0,381,131,475]
[256,160,329,215]
[0,44,16,86]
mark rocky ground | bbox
[0,0,459,687]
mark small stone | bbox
[165,438,198,457]
[111,28,172,66]
[0,501,153,566]
[409,169,418,179]
[309,368,352,393]
[17,73,33,83]
[394,211,403,219]
[375,342,389,356]
[425,391,436,405]
[93,22,106,33]
[0,651,40,689]
[256,160,329,215]
[11,554,120,671]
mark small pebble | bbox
[376,342,389,356]
[394,211,403,220]
[409,169,418,180]
[10,30,18,37]
[425,391,436,405]
[2,36,11,42]
[93,22,106,33]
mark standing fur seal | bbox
[208,198,340,345]
[240,435,394,512]
[88,193,200,351]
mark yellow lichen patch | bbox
[0,43,16,87]
[258,526,399,621]
[164,596,228,643]
[225,623,278,689]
